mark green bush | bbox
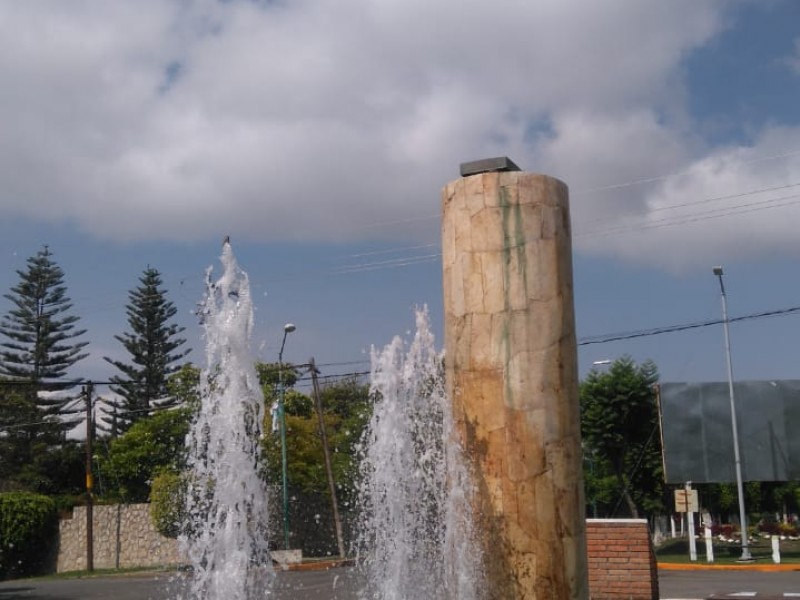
[97,408,191,503]
[150,470,187,539]
[0,492,57,579]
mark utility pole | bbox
[277,324,296,550]
[309,358,346,558]
[713,266,752,562]
[84,382,94,572]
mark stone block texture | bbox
[442,171,588,599]
[57,504,180,572]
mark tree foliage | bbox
[0,381,83,495]
[165,363,201,413]
[580,356,664,518]
[0,247,88,382]
[0,383,46,491]
[259,365,371,497]
[104,267,189,433]
[260,368,372,553]
[149,470,187,539]
[255,362,300,395]
[96,407,191,502]
[0,492,57,579]
[0,247,88,431]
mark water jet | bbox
[178,242,273,599]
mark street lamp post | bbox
[278,323,296,550]
[712,266,752,562]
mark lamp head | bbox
[712,266,723,276]
[283,323,296,333]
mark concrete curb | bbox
[658,562,800,572]
[56,558,357,578]
[281,558,355,572]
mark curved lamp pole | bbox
[278,323,296,550]
[712,266,752,562]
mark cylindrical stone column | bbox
[441,170,588,599]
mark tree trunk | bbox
[616,472,639,518]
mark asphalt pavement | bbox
[659,568,800,599]
[0,568,363,600]
[0,565,798,599]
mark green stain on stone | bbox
[499,185,529,307]
[499,185,529,409]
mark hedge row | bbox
[0,492,57,579]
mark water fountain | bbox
[178,242,273,600]
[357,306,483,600]
[178,243,484,599]
[176,159,589,600]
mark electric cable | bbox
[578,304,800,346]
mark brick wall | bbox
[586,519,658,600]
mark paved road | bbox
[0,568,363,600]
[658,568,800,599]
[0,566,798,599]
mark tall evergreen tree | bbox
[0,246,88,430]
[104,267,190,433]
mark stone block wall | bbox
[586,519,658,600]
[58,504,180,572]
[58,505,659,599]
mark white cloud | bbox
[537,109,695,213]
[7,0,799,273]
[785,37,800,75]
[572,126,800,271]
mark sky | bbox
[1,0,800,397]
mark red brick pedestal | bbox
[586,519,658,600]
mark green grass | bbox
[656,537,800,564]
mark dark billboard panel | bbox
[658,380,800,483]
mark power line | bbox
[578,304,800,346]
[292,184,800,280]
[301,185,800,277]
[645,181,800,215]
[576,147,800,194]
[294,370,370,384]
[2,302,799,399]
[343,147,800,236]
[341,243,440,260]
[4,301,799,430]
[133,152,800,288]
[329,253,441,275]
[17,146,794,306]
[314,359,370,368]
[577,181,800,229]
[576,192,800,240]
[0,417,82,431]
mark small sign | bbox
[675,489,698,513]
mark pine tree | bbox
[104,267,190,432]
[0,246,88,430]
